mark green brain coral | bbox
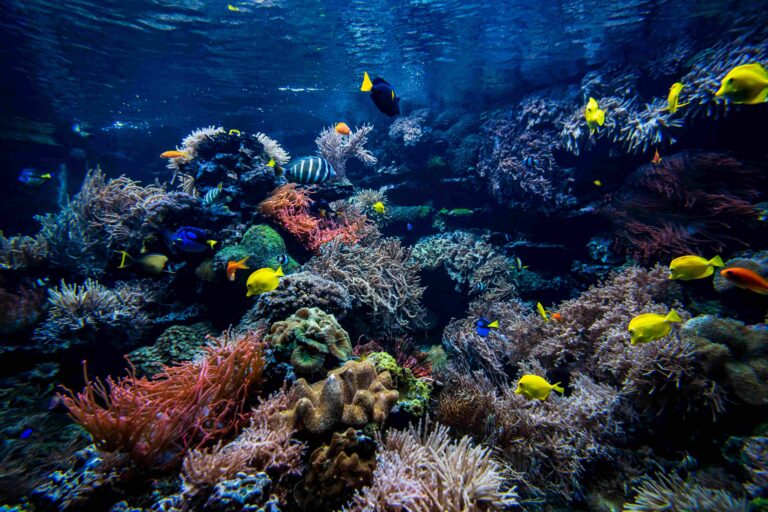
[265,307,353,377]
[213,224,299,281]
[364,351,432,416]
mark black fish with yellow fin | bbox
[361,72,400,116]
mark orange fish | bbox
[720,267,768,295]
[335,122,351,136]
[550,312,563,322]
[651,149,662,165]
[160,150,188,159]
[226,256,250,282]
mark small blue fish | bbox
[277,254,289,265]
[20,428,33,440]
[475,317,499,338]
[406,223,413,232]
[18,168,54,186]
[522,156,537,168]
[167,226,217,253]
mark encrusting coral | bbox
[265,307,353,378]
[315,124,377,179]
[280,360,399,435]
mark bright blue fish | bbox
[167,226,217,253]
[406,223,413,232]
[475,317,499,337]
[20,428,33,440]
[18,168,54,186]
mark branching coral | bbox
[344,421,518,511]
[304,238,426,332]
[258,184,372,253]
[316,124,377,179]
[255,132,290,166]
[280,360,398,435]
[623,472,749,511]
[60,330,266,469]
[32,278,155,351]
[265,307,353,377]
[605,152,764,262]
[0,233,49,270]
[388,108,431,146]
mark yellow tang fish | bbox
[593,179,602,187]
[372,201,386,214]
[536,302,549,321]
[227,4,240,11]
[715,63,768,104]
[668,255,724,281]
[515,374,564,401]
[246,266,284,297]
[667,82,689,113]
[628,310,682,345]
[584,97,605,134]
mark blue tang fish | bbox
[20,428,33,440]
[406,223,413,232]
[361,72,400,116]
[475,317,499,337]
[167,226,217,253]
[18,168,54,186]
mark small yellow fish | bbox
[160,150,189,159]
[666,82,689,113]
[246,266,284,297]
[515,374,564,401]
[207,240,218,249]
[227,4,239,11]
[228,129,241,136]
[593,179,602,187]
[628,310,682,345]
[117,251,168,275]
[715,63,768,104]
[536,302,549,321]
[372,201,386,214]
[584,97,606,134]
[668,255,724,281]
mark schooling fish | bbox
[361,72,400,116]
[246,266,284,297]
[117,251,168,275]
[584,97,605,134]
[666,82,689,113]
[335,122,351,135]
[651,149,662,165]
[372,201,386,214]
[715,63,768,104]
[628,310,682,345]
[720,267,768,295]
[167,226,217,253]
[18,168,54,186]
[160,150,189,159]
[285,156,336,184]
[475,317,499,337]
[515,374,564,401]
[668,255,724,281]
[226,256,249,282]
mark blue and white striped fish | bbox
[202,182,223,207]
[285,156,336,184]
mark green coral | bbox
[213,224,299,281]
[265,307,352,377]
[128,322,214,376]
[364,351,432,416]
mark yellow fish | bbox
[228,129,241,136]
[628,310,682,345]
[246,266,284,297]
[668,255,724,281]
[666,82,689,113]
[536,302,549,321]
[227,4,239,11]
[117,251,168,275]
[372,201,386,214]
[160,150,189,159]
[593,179,602,187]
[584,97,605,134]
[714,63,768,104]
[515,374,564,401]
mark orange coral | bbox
[259,184,370,253]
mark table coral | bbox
[265,307,353,378]
[280,360,398,435]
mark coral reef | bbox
[623,472,749,511]
[315,124,377,179]
[203,472,277,512]
[60,331,266,469]
[344,422,518,511]
[304,238,425,332]
[388,109,431,146]
[280,360,398,435]
[362,351,431,417]
[0,233,49,270]
[265,307,353,378]
[212,224,299,281]
[127,322,215,377]
[0,277,47,334]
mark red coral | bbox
[259,184,370,253]
[60,331,266,469]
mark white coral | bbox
[315,124,377,179]
[255,132,290,165]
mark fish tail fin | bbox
[666,309,682,323]
[216,181,223,191]
[267,158,275,167]
[596,109,605,126]
[41,173,52,179]
[361,72,373,92]
[275,266,284,277]
[709,255,725,267]
[552,382,564,394]
[117,250,133,269]
[238,256,250,269]
[488,320,499,329]
[207,240,217,249]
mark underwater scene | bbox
[2,0,768,510]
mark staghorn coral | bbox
[280,360,398,435]
[294,428,377,510]
[32,278,155,351]
[606,152,764,263]
[243,271,353,327]
[60,330,266,469]
[315,124,377,179]
[304,238,426,332]
[265,307,353,378]
[344,421,518,511]
[623,472,749,511]
[388,108,431,146]
[181,390,305,495]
